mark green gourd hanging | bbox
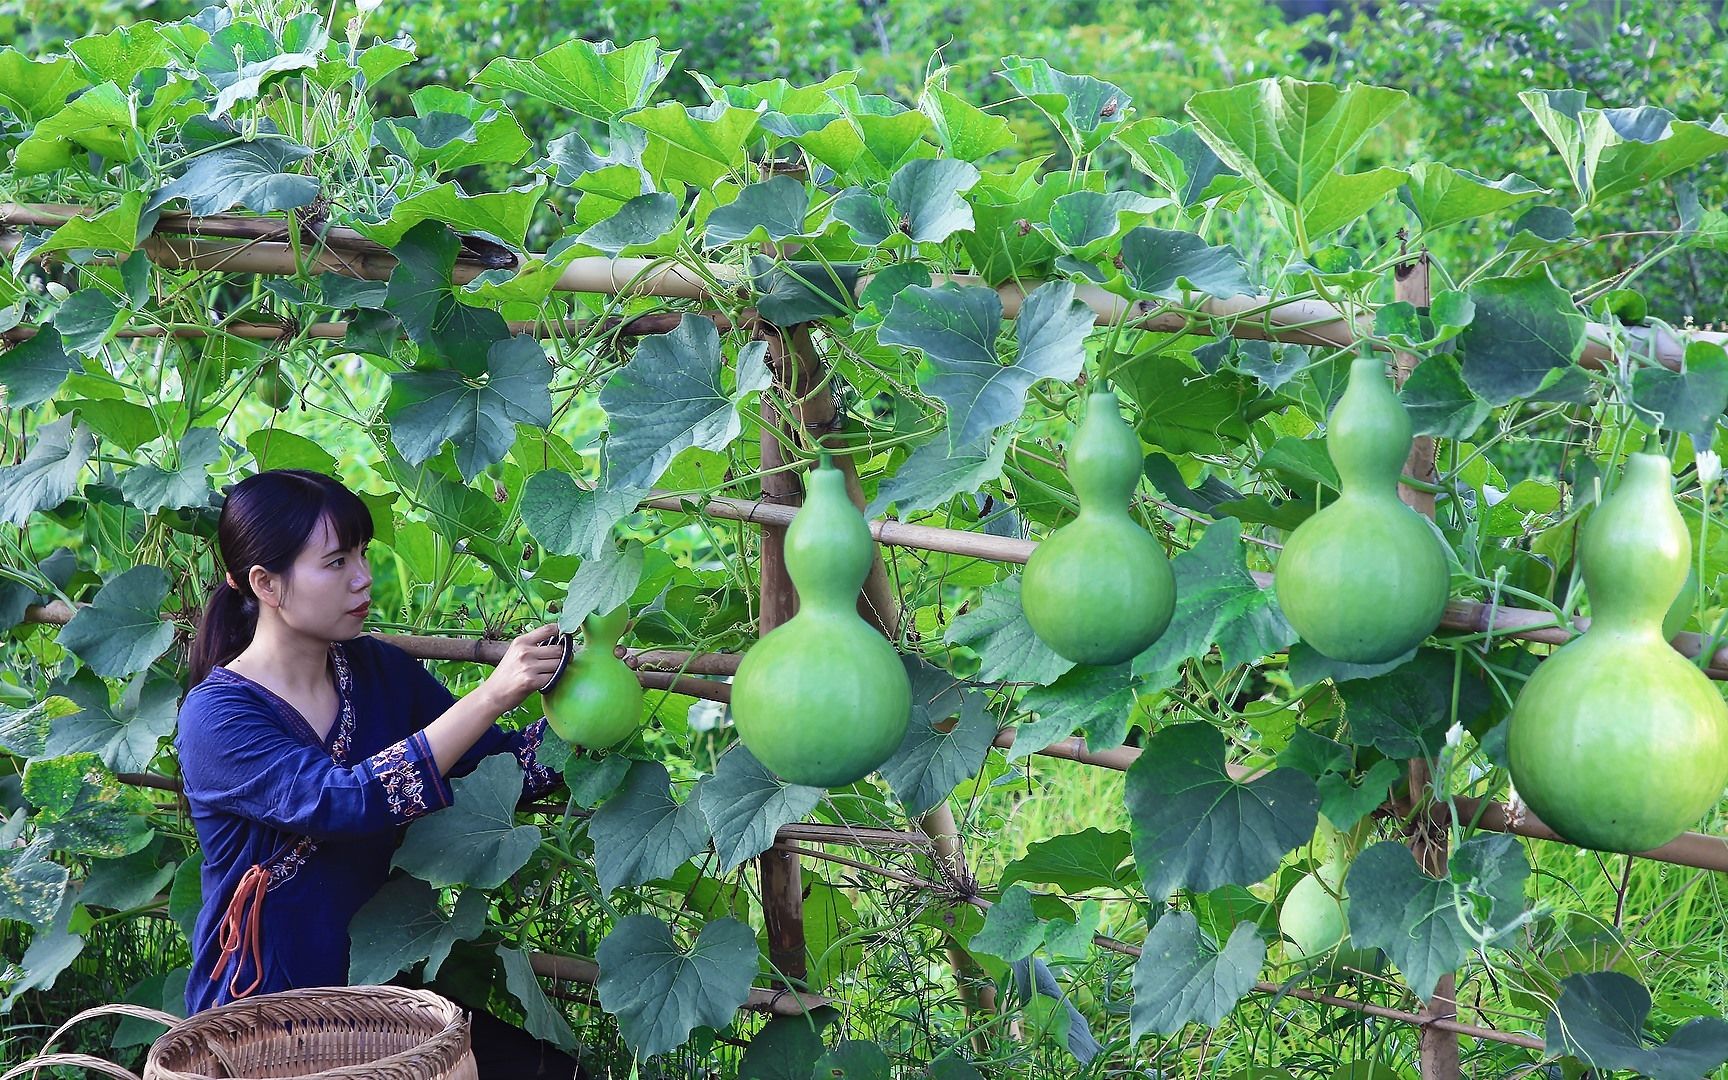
[1277,816,1379,981]
[730,455,911,787]
[1274,353,1451,663]
[538,604,643,750]
[1020,384,1175,665]
[1508,449,1728,853]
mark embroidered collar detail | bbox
[212,642,356,762]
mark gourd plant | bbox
[1020,382,1175,664]
[538,604,642,750]
[1509,446,1728,853]
[730,454,911,787]
[1274,350,1452,664]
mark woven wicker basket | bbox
[2,985,477,1080]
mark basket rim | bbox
[144,985,472,1080]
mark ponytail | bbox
[186,574,261,689]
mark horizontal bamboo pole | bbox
[528,951,829,1015]
[0,311,740,344]
[3,204,1719,370]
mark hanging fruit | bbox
[538,604,643,750]
[730,454,911,787]
[1508,449,1728,853]
[258,357,294,411]
[1278,816,1379,980]
[1020,384,1175,665]
[1274,353,1451,664]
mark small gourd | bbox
[1020,385,1175,665]
[1279,817,1380,981]
[730,455,911,787]
[538,604,643,749]
[1508,450,1728,853]
[1275,353,1450,663]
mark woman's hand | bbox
[480,622,565,713]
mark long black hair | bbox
[185,468,374,689]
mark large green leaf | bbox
[1399,355,1490,440]
[118,426,221,514]
[1126,722,1317,900]
[0,49,88,122]
[736,1005,840,1080]
[1002,827,1136,894]
[388,335,553,481]
[196,15,325,117]
[349,876,485,984]
[0,417,90,528]
[865,433,1009,518]
[1010,662,1136,759]
[499,945,579,1050]
[1038,190,1164,261]
[53,288,124,358]
[596,914,758,1059]
[45,668,177,773]
[1130,912,1265,1037]
[999,56,1128,156]
[384,221,510,376]
[358,181,545,250]
[147,136,318,216]
[1115,117,1245,207]
[0,327,78,407]
[1130,518,1294,683]
[1631,340,1728,448]
[1454,269,1587,404]
[1118,358,1255,455]
[0,838,68,929]
[392,755,542,888]
[1521,90,1728,206]
[697,744,822,872]
[944,576,1076,686]
[377,86,531,173]
[599,316,767,493]
[78,845,175,913]
[797,106,936,185]
[879,665,997,815]
[1544,971,1728,1080]
[1346,835,1528,1000]
[626,100,760,187]
[881,281,1093,452]
[961,162,1101,284]
[1400,163,1547,232]
[705,176,817,245]
[1338,649,1489,760]
[815,1041,892,1080]
[1186,78,1408,244]
[0,885,85,1012]
[590,759,709,894]
[56,565,175,678]
[24,753,155,857]
[920,83,1016,162]
[1118,227,1252,300]
[473,38,671,122]
[519,467,640,561]
[11,83,137,173]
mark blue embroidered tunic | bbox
[175,633,560,1014]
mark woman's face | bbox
[251,515,373,639]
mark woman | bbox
[176,468,582,1079]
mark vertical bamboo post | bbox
[1391,247,1461,1080]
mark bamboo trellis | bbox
[8,203,1728,1072]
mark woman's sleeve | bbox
[178,690,453,840]
[386,642,563,801]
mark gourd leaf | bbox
[590,759,709,894]
[920,84,1016,161]
[1039,191,1165,261]
[1010,662,1135,759]
[26,191,148,264]
[625,100,760,187]
[1185,78,1407,243]
[356,181,544,250]
[736,1006,840,1080]
[705,176,817,246]
[0,838,69,928]
[1130,911,1265,1037]
[78,845,175,913]
[1399,355,1490,440]
[1118,227,1252,301]
[1454,269,1587,405]
[944,576,1075,686]
[0,327,78,408]
[1118,358,1256,455]
[384,221,511,376]
[1399,163,1548,232]
[1631,340,1728,448]
[1544,971,1728,1080]
[865,432,1010,518]
[1345,835,1529,1000]
[0,885,85,1012]
[499,945,579,1050]
[599,314,766,494]
[519,467,641,561]
[117,426,222,514]
[196,15,326,117]
[1114,116,1245,207]
[1520,90,1728,206]
[44,668,177,773]
[815,1040,892,1080]
[379,86,530,173]
[697,744,822,872]
[24,753,155,857]
[56,565,176,678]
[53,288,125,357]
[472,38,672,122]
[1130,518,1295,684]
[999,56,1128,156]
[349,875,486,984]
[0,417,92,528]
[1125,722,1318,900]
[146,136,319,216]
[392,755,542,888]
[388,334,554,481]
[596,914,758,1059]
[969,885,1045,963]
[880,280,1093,453]
[879,664,997,815]
[1001,827,1137,894]
[886,157,979,244]
[797,107,935,185]
[1338,649,1488,760]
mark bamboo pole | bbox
[528,951,829,1015]
[1390,249,1460,1080]
[1,312,740,344]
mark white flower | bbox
[1697,449,1722,488]
[357,0,383,13]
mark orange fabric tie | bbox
[210,862,270,999]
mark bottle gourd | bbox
[1508,451,1728,853]
[1020,385,1175,665]
[730,455,911,787]
[1274,353,1450,664]
[538,604,643,749]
